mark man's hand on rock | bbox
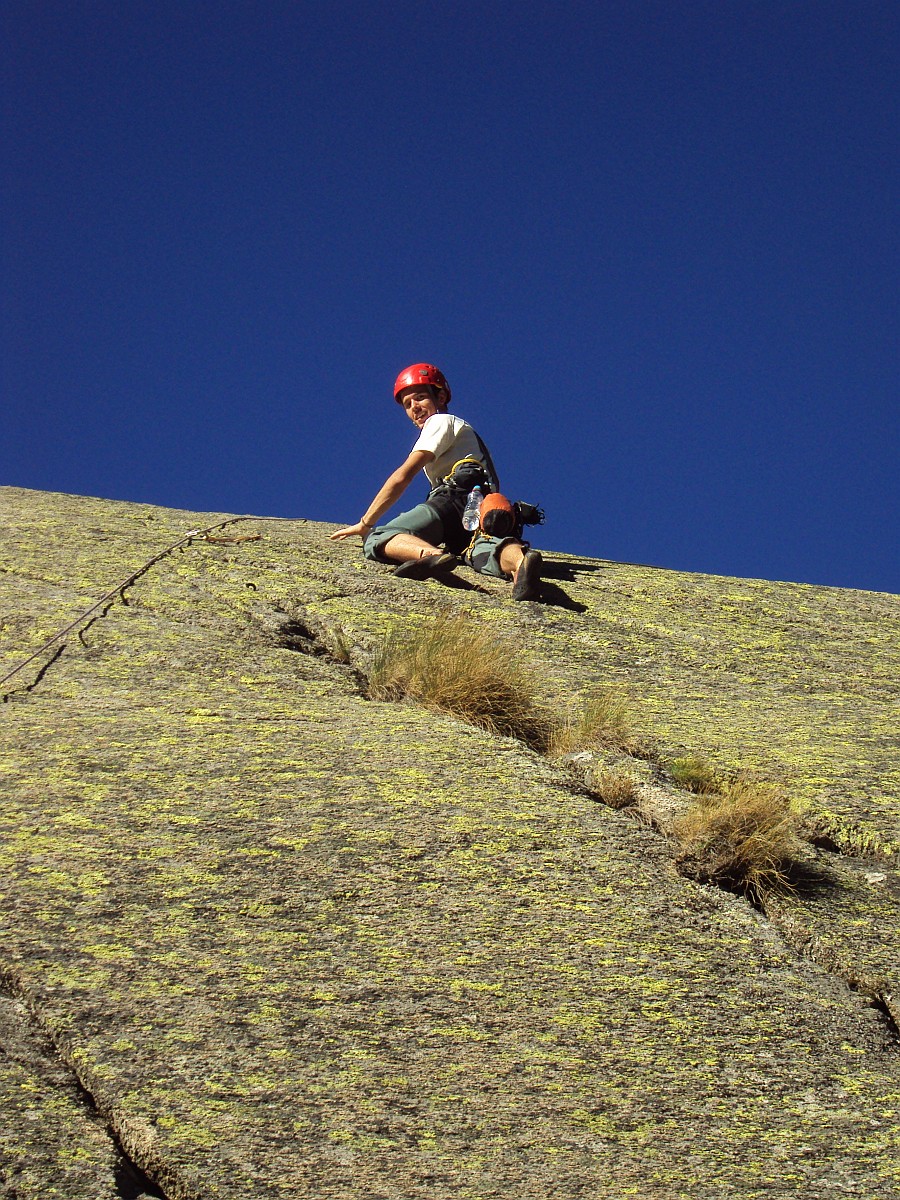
[329,521,372,541]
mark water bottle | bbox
[462,486,483,531]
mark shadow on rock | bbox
[534,580,587,612]
[541,559,611,582]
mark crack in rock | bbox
[1,645,66,704]
[0,981,168,1199]
[558,750,900,1050]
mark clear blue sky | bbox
[3,2,898,593]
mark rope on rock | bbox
[0,515,305,692]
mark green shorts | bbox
[363,502,517,579]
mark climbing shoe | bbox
[512,549,543,601]
[393,552,459,581]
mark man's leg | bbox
[363,504,458,576]
[364,504,444,561]
[498,541,526,577]
[381,532,445,563]
[499,541,542,599]
[469,536,543,601]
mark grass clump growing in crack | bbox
[367,609,552,749]
[673,778,802,900]
[591,768,638,809]
[550,687,636,756]
[670,754,722,794]
[325,626,352,664]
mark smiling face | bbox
[397,385,448,429]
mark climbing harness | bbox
[0,515,304,692]
[446,455,489,482]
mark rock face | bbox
[1,485,898,1200]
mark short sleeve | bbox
[412,413,456,459]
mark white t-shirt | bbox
[413,413,486,487]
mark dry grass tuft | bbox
[673,778,801,899]
[670,754,722,794]
[367,609,552,749]
[591,768,638,809]
[550,687,635,756]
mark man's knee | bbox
[467,535,520,579]
[364,504,445,561]
[363,528,390,561]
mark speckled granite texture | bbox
[1,486,898,1199]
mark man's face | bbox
[398,387,446,429]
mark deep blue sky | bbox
[3,2,898,593]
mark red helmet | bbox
[393,363,451,403]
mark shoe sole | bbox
[512,550,542,601]
[394,553,459,581]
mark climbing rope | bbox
[0,515,305,692]
[2,510,682,695]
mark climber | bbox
[329,363,543,601]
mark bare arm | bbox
[329,449,434,540]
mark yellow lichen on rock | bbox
[1,486,899,1200]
